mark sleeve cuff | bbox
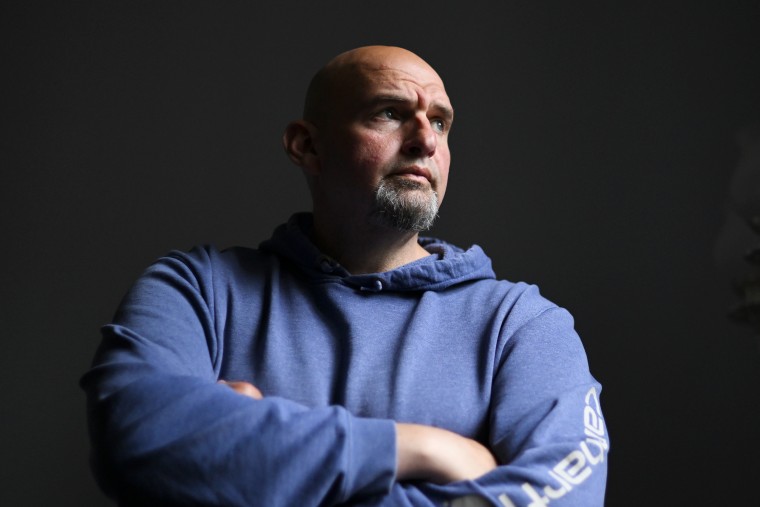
[342,414,397,502]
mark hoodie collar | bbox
[259,213,496,292]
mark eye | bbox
[378,108,397,120]
[430,118,446,133]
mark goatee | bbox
[369,177,439,232]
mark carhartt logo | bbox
[517,387,608,506]
[450,387,608,507]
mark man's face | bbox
[313,49,453,231]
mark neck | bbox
[311,212,430,274]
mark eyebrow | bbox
[368,94,454,121]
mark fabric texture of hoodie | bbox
[81,213,608,506]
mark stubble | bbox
[369,177,439,232]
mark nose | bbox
[401,115,437,158]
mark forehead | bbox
[315,52,453,118]
[355,61,449,104]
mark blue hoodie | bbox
[81,213,608,506]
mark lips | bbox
[390,165,432,183]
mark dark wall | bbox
[3,2,759,505]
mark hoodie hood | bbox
[259,213,496,292]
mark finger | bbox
[218,380,264,400]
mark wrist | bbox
[396,423,450,482]
[395,423,430,480]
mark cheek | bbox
[353,134,395,168]
[435,149,451,201]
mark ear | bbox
[282,120,320,176]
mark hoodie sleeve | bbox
[346,304,610,507]
[80,248,397,506]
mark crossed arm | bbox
[83,250,608,506]
[219,380,498,485]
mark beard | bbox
[369,177,439,232]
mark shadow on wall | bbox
[714,124,760,346]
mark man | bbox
[82,46,608,506]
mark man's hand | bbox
[395,423,497,484]
[218,380,263,400]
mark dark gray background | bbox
[3,2,759,505]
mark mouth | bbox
[389,166,433,185]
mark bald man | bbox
[82,46,608,507]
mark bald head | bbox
[303,46,447,126]
[282,45,453,243]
